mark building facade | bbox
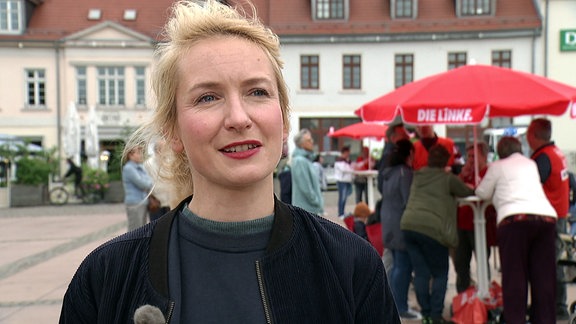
[0,0,574,168]
[539,0,576,170]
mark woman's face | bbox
[129,148,144,163]
[171,36,287,189]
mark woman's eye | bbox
[251,89,269,97]
[198,94,216,103]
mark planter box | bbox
[104,181,124,203]
[0,187,8,208]
[10,184,47,207]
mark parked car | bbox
[320,151,340,190]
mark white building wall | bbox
[0,46,59,146]
[541,0,576,170]
[282,36,539,149]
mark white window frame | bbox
[0,0,23,34]
[457,0,493,17]
[391,0,417,19]
[97,66,125,107]
[76,66,87,106]
[135,66,146,107]
[25,69,46,108]
[311,0,349,21]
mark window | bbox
[314,0,345,20]
[394,54,413,88]
[300,117,360,152]
[491,50,511,68]
[448,52,467,70]
[300,55,319,90]
[87,9,101,20]
[76,66,87,105]
[25,69,46,107]
[394,0,414,18]
[97,67,125,106]
[343,55,361,90]
[461,0,491,16]
[135,66,146,106]
[123,9,137,21]
[0,0,22,34]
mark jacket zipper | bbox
[165,301,175,323]
[255,261,273,324]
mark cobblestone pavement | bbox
[0,202,127,323]
[0,189,573,323]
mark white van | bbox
[482,126,529,161]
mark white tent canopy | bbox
[63,102,81,165]
[84,105,100,169]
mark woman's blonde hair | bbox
[123,0,290,206]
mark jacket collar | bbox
[148,195,293,296]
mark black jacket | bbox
[60,197,400,323]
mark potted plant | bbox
[0,157,10,208]
[104,145,124,203]
[11,147,57,207]
[82,167,110,203]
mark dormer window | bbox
[88,9,101,20]
[0,0,23,34]
[123,9,137,21]
[458,0,492,16]
[312,0,349,21]
[391,0,417,19]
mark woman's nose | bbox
[224,97,253,131]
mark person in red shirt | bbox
[412,125,456,171]
[527,118,570,320]
[453,141,497,293]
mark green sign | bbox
[560,29,576,51]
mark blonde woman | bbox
[60,1,399,322]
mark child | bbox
[344,201,371,240]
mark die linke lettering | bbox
[417,108,473,123]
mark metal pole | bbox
[54,41,62,175]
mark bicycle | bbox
[48,176,101,205]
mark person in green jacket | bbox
[401,144,474,324]
[291,129,324,215]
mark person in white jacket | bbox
[475,136,557,324]
[334,146,354,216]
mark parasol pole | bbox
[472,121,489,299]
[474,124,479,186]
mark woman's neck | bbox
[187,179,275,222]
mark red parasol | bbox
[327,122,388,140]
[356,64,576,124]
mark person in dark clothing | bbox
[377,122,410,193]
[64,157,83,198]
[569,172,576,236]
[59,1,400,323]
[278,165,292,204]
[380,139,420,319]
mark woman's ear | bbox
[171,137,184,153]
